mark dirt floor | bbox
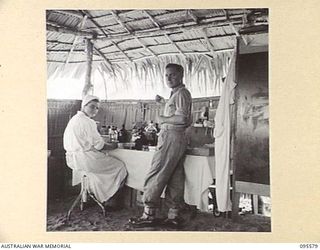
[47,196,271,232]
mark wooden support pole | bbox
[82,38,94,98]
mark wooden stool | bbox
[67,175,105,220]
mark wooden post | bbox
[231,38,240,221]
[82,38,93,98]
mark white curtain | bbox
[213,51,237,212]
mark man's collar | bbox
[171,84,185,93]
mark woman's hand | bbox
[103,142,118,150]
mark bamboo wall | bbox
[47,97,219,199]
[47,97,219,154]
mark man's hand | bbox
[155,95,165,104]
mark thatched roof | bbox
[46,9,268,99]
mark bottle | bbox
[100,126,107,135]
[113,126,118,142]
[118,124,126,142]
[109,126,114,141]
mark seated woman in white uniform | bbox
[63,95,127,208]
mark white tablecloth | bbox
[108,149,215,211]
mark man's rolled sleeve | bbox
[174,89,192,118]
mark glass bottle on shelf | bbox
[100,125,107,135]
[113,126,118,142]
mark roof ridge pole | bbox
[82,38,94,98]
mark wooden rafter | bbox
[188,10,198,23]
[46,24,94,38]
[110,10,158,58]
[47,49,84,53]
[99,33,237,55]
[223,9,230,20]
[47,40,77,46]
[65,16,88,65]
[135,37,158,58]
[110,10,131,34]
[85,12,244,32]
[96,18,243,41]
[201,28,216,56]
[92,45,115,75]
[143,10,186,58]
[47,32,236,58]
[48,13,115,74]
[47,59,104,64]
[164,34,186,58]
[143,10,161,29]
[229,23,240,37]
[53,10,84,19]
[82,10,132,62]
[130,48,234,62]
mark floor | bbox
[46,196,271,232]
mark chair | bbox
[67,175,106,220]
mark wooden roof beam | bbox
[48,59,104,64]
[201,28,216,56]
[131,49,234,62]
[47,49,84,53]
[82,10,132,62]
[143,11,186,58]
[47,40,77,46]
[222,9,230,21]
[110,10,131,34]
[110,41,132,62]
[135,37,158,58]
[188,10,198,24]
[53,10,84,19]
[96,18,243,41]
[99,32,237,55]
[65,15,88,65]
[229,23,240,37]
[46,23,94,38]
[110,10,158,58]
[110,10,158,61]
[164,34,186,58]
[92,44,114,73]
[143,10,161,29]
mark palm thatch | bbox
[46,9,268,98]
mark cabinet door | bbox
[234,51,269,185]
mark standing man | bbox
[130,63,192,227]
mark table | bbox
[108,149,215,211]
